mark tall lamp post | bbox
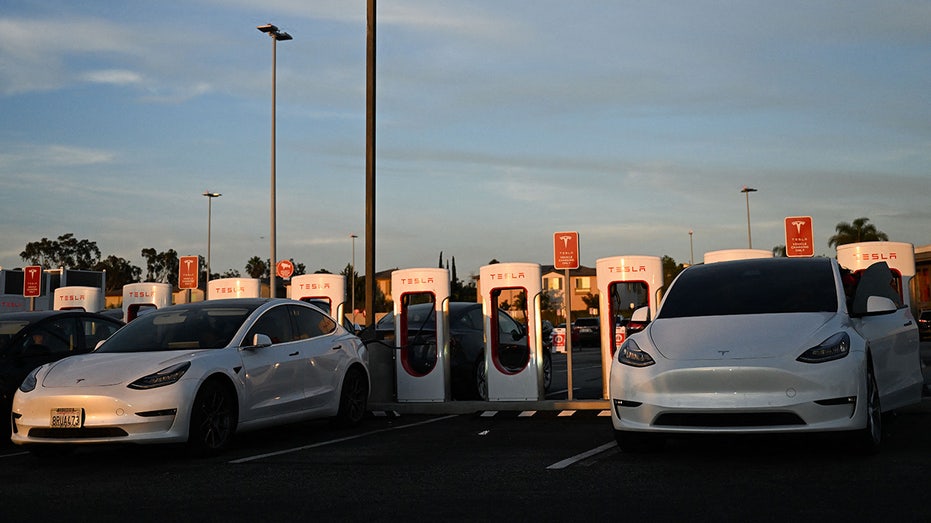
[350,234,358,324]
[258,23,292,298]
[741,186,757,248]
[688,229,694,265]
[203,191,221,283]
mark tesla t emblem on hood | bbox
[75,378,85,383]
[717,350,729,356]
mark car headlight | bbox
[617,338,655,368]
[19,367,41,393]
[797,332,850,363]
[128,362,191,390]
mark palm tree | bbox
[245,256,268,279]
[828,217,889,248]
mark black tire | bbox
[851,360,882,455]
[474,357,488,401]
[187,379,236,457]
[334,366,369,427]
[542,351,552,391]
[614,429,665,453]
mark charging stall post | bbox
[122,283,173,322]
[53,286,104,312]
[596,256,663,399]
[836,241,916,306]
[392,268,451,402]
[480,262,544,401]
[207,278,261,300]
[290,273,346,320]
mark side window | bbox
[246,306,294,344]
[21,319,77,356]
[462,308,484,331]
[81,318,121,353]
[291,305,336,339]
[497,311,520,337]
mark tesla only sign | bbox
[785,216,814,257]
[179,256,199,289]
[23,265,42,298]
[554,231,580,270]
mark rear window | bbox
[658,258,838,318]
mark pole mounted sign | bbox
[23,265,42,298]
[179,256,199,290]
[784,216,815,257]
[276,259,294,280]
[553,231,580,270]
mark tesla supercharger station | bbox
[392,268,451,402]
[207,278,261,300]
[122,282,173,322]
[836,241,916,305]
[290,274,346,319]
[596,256,663,399]
[53,286,104,312]
[480,262,544,401]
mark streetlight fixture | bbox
[257,23,292,298]
[688,229,694,265]
[350,234,358,325]
[203,191,221,283]
[741,186,757,248]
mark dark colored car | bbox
[573,316,600,346]
[1,310,124,438]
[919,310,931,341]
[375,302,552,400]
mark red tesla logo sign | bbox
[785,216,814,258]
[554,231,580,270]
[276,260,294,279]
[179,256,199,289]
[23,265,42,298]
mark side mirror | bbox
[246,333,273,349]
[865,296,897,315]
[631,306,650,323]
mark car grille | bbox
[654,412,805,428]
[28,427,129,439]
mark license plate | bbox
[580,328,592,333]
[50,408,83,429]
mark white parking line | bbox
[546,442,616,470]
[0,450,30,459]
[228,414,458,464]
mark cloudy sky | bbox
[1,1,929,280]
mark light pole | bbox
[741,186,757,248]
[688,229,694,265]
[203,191,221,283]
[350,234,358,324]
[258,23,292,298]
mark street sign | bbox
[276,259,294,279]
[179,256,199,289]
[553,231,580,270]
[23,265,42,298]
[785,216,814,257]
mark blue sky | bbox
[1,1,929,279]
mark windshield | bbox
[658,258,838,319]
[97,304,258,353]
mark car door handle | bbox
[289,351,299,357]
[904,321,913,327]
[331,345,342,351]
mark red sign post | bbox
[276,259,294,280]
[179,256,199,290]
[23,265,42,298]
[785,216,815,257]
[553,231,580,270]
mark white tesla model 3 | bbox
[11,298,370,456]
[609,257,923,453]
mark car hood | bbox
[647,312,835,361]
[41,351,198,388]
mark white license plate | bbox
[580,328,592,333]
[50,408,83,428]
